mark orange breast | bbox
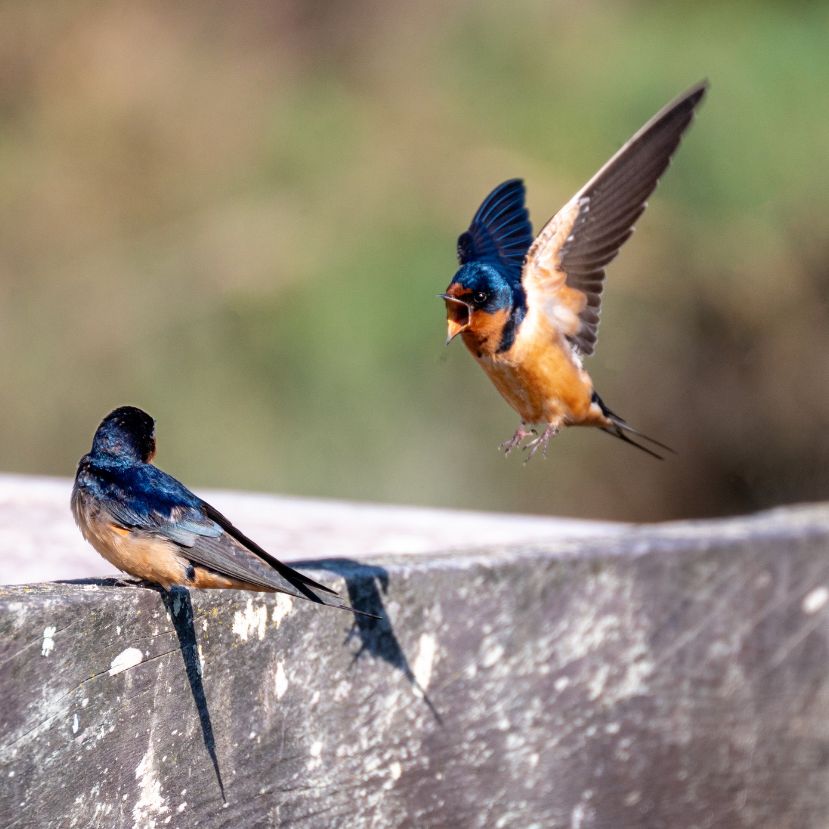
[72,491,188,589]
[468,311,594,425]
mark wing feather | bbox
[101,463,340,598]
[522,81,707,355]
[457,178,534,283]
[200,502,339,596]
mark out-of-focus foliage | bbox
[1,1,827,521]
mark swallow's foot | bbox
[523,424,560,463]
[500,424,536,455]
[115,577,153,589]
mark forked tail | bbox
[592,391,675,460]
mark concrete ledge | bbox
[1,477,828,828]
[0,474,622,584]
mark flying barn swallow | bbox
[72,406,371,615]
[442,82,707,459]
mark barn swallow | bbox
[71,406,373,616]
[442,82,707,459]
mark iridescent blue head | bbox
[442,262,516,341]
[441,179,534,353]
[90,406,156,463]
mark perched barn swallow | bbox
[442,82,707,459]
[72,406,371,615]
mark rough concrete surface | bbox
[1,479,828,828]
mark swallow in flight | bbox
[442,82,707,459]
[72,406,373,615]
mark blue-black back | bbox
[76,454,203,529]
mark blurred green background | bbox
[1,1,827,521]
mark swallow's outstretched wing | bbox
[96,463,350,606]
[521,81,708,355]
[457,178,534,284]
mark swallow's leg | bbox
[523,423,560,462]
[113,576,157,589]
[500,423,536,455]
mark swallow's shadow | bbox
[156,585,226,803]
[299,559,442,724]
[59,578,226,802]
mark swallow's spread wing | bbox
[521,81,707,355]
[457,178,534,283]
[98,464,339,598]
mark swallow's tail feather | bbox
[592,391,674,460]
[291,579,382,620]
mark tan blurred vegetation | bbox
[1,1,827,521]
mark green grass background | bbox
[1,1,827,520]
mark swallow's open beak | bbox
[439,293,471,344]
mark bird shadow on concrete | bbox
[156,585,226,803]
[58,578,226,803]
[298,559,443,724]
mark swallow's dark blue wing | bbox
[81,461,339,597]
[457,178,533,284]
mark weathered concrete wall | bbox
[1,477,829,828]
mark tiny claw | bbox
[500,425,536,456]
[521,424,560,463]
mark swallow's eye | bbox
[473,291,488,306]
